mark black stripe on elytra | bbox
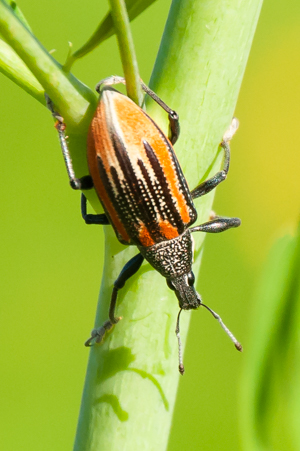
[96,156,131,244]
[110,132,162,241]
[109,165,139,230]
[141,109,197,225]
[136,160,171,223]
[143,140,184,232]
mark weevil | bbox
[46,76,242,374]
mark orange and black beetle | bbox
[47,76,241,374]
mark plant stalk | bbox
[73,0,263,450]
[108,0,142,104]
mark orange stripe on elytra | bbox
[111,92,191,224]
[138,225,155,247]
[159,220,179,240]
[87,101,130,244]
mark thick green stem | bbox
[73,1,263,450]
[108,0,142,105]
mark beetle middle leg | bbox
[81,194,110,225]
[95,75,180,145]
[85,253,144,346]
[191,118,239,199]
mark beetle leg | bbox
[190,216,241,233]
[85,253,144,346]
[139,81,180,145]
[95,76,180,145]
[95,75,126,93]
[45,94,93,191]
[81,194,110,225]
[191,118,239,199]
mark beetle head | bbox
[166,271,201,310]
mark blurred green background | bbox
[1,0,300,450]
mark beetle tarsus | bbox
[84,319,116,346]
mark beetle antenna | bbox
[201,303,242,351]
[175,309,185,375]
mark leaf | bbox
[241,223,300,450]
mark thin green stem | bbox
[108,0,142,105]
[63,0,157,72]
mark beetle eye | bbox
[167,279,176,291]
[187,272,195,286]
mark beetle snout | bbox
[178,287,201,310]
[166,273,202,310]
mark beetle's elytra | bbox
[46,76,242,374]
[87,87,196,247]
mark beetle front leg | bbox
[95,76,180,145]
[190,215,241,234]
[85,253,144,346]
[191,118,239,199]
[45,94,93,191]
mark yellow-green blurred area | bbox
[0,0,299,450]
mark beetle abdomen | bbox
[87,88,197,246]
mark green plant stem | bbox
[0,0,96,130]
[0,38,44,102]
[108,0,142,105]
[73,1,263,450]
[0,0,101,214]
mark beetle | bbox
[46,76,242,374]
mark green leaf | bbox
[240,223,300,450]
